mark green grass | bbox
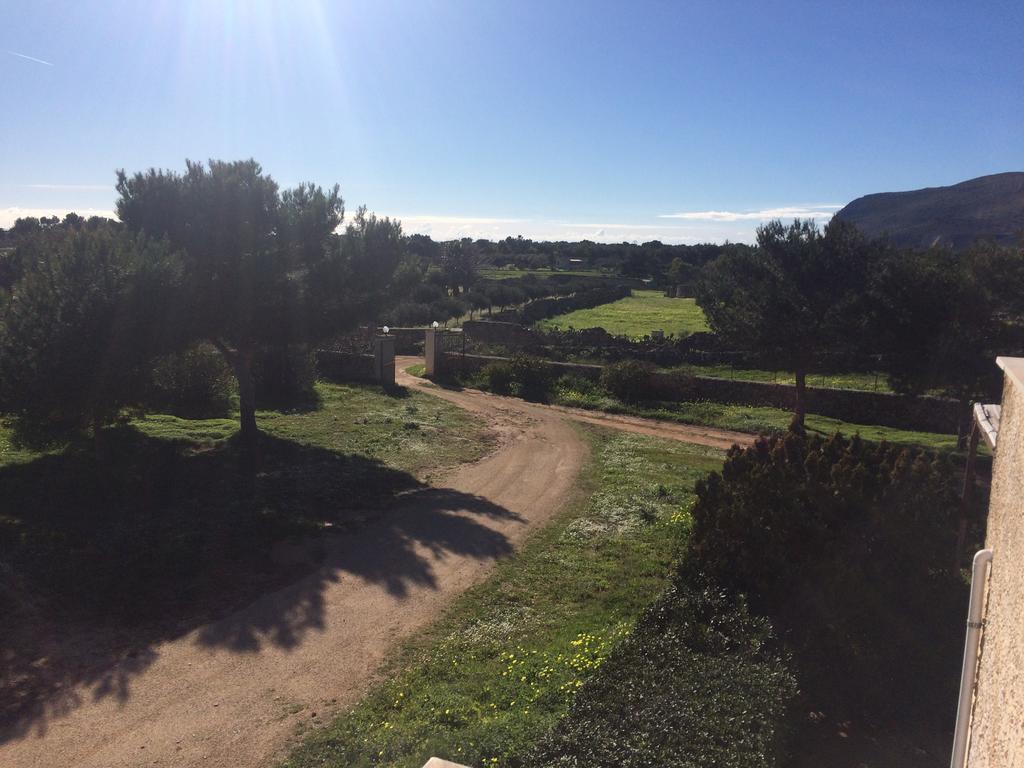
[282,426,724,768]
[134,381,489,481]
[404,363,427,378]
[668,363,894,393]
[1,381,489,477]
[536,290,709,339]
[553,386,961,452]
[0,381,491,620]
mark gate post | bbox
[425,328,441,377]
[374,335,396,385]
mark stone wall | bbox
[461,320,543,349]
[316,350,377,383]
[684,374,961,435]
[491,285,632,324]
[446,352,603,382]
[967,358,1024,768]
[442,352,961,435]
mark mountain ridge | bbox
[835,172,1024,249]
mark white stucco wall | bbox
[967,358,1024,767]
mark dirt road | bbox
[394,356,751,452]
[1,358,749,768]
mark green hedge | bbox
[522,571,796,768]
[690,427,972,724]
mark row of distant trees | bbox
[696,218,1024,426]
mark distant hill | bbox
[835,172,1024,250]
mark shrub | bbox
[388,301,432,326]
[690,428,971,723]
[600,359,655,402]
[480,361,515,395]
[523,570,796,768]
[430,295,468,323]
[252,346,318,410]
[510,355,554,402]
[146,346,235,418]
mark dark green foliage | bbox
[871,245,1000,402]
[145,346,235,418]
[0,226,180,441]
[697,219,879,422]
[524,572,796,768]
[509,355,554,401]
[430,295,468,323]
[440,239,478,294]
[599,359,656,402]
[486,283,526,310]
[336,206,405,315]
[690,428,971,723]
[389,301,433,326]
[116,159,347,443]
[480,361,515,395]
[252,347,319,409]
[467,291,492,315]
[464,356,554,401]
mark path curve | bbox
[395,356,752,452]
[2,357,751,768]
[1,377,588,768]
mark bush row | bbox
[144,345,317,419]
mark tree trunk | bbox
[212,339,259,450]
[794,368,807,427]
[233,350,258,444]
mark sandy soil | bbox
[395,355,752,452]
[0,357,750,768]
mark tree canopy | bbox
[0,225,179,442]
[115,159,346,444]
[697,218,878,423]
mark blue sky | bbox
[3,0,1022,243]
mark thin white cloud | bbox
[380,213,757,245]
[390,214,525,226]
[0,207,116,228]
[561,221,694,231]
[660,205,842,222]
[6,50,54,66]
[27,183,109,191]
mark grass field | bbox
[0,381,491,620]
[553,385,962,451]
[668,363,893,393]
[282,426,722,768]
[536,290,709,338]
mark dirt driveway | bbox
[1,358,749,768]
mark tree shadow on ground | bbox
[0,427,517,743]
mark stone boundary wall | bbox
[443,352,961,434]
[492,285,632,324]
[461,320,543,349]
[447,352,603,382]
[316,350,377,383]
[683,374,960,434]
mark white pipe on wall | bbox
[950,548,994,768]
